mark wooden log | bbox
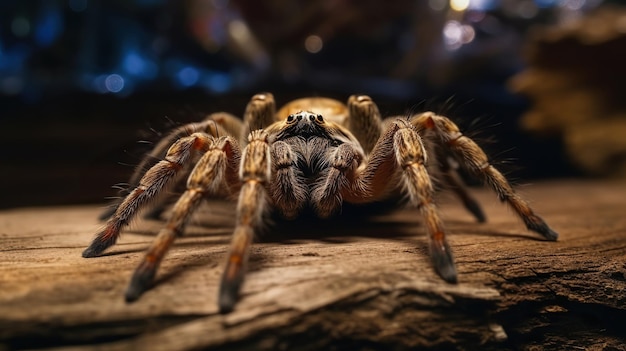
[1,180,625,350]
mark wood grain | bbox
[1,180,625,350]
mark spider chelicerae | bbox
[83,93,558,313]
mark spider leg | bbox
[83,132,216,258]
[218,130,271,313]
[435,147,486,223]
[125,136,241,302]
[208,111,245,139]
[413,112,558,240]
[345,120,457,283]
[240,93,276,144]
[393,121,457,282]
[99,113,243,220]
[347,95,383,155]
[139,113,243,220]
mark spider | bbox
[82,93,558,313]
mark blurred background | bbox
[1,0,625,209]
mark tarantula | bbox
[83,93,558,313]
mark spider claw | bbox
[542,227,559,241]
[525,215,559,241]
[81,247,98,258]
[536,225,559,241]
[218,226,253,313]
[125,269,155,303]
[82,238,114,258]
[429,240,458,284]
[83,222,124,258]
[218,278,241,314]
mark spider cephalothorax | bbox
[83,93,558,313]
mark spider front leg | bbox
[218,130,271,313]
[83,132,217,258]
[413,112,558,240]
[125,136,241,302]
[347,120,458,283]
[391,121,457,282]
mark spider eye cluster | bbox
[286,112,325,124]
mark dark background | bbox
[1,0,606,209]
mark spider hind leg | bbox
[82,133,210,258]
[98,113,243,221]
[413,112,558,241]
[436,147,487,223]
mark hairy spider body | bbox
[83,93,558,313]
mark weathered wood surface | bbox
[1,180,625,350]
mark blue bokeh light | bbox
[122,50,158,79]
[0,0,606,102]
[469,0,497,11]
[177,66,199,87]
[104,74,125,93]
[35,6,63,47]
[204,72,232,93]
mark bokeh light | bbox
[104,74,125,93]
[450,0,470,12]
[304,35,323,54]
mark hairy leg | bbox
[435,147,486,222]
[347,95,383,155]
[99,113,242,220]
[83,132,215,257]
[219,130,271,313]
[240,93,276,144]
[346,119,457,283]
[348,100,486,222]
[392,120,457,282]
[412,112,558,240]
[125,136,241,302]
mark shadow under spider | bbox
[257,200,422,244]
[96,200,545,295]
[135,198,543,245]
